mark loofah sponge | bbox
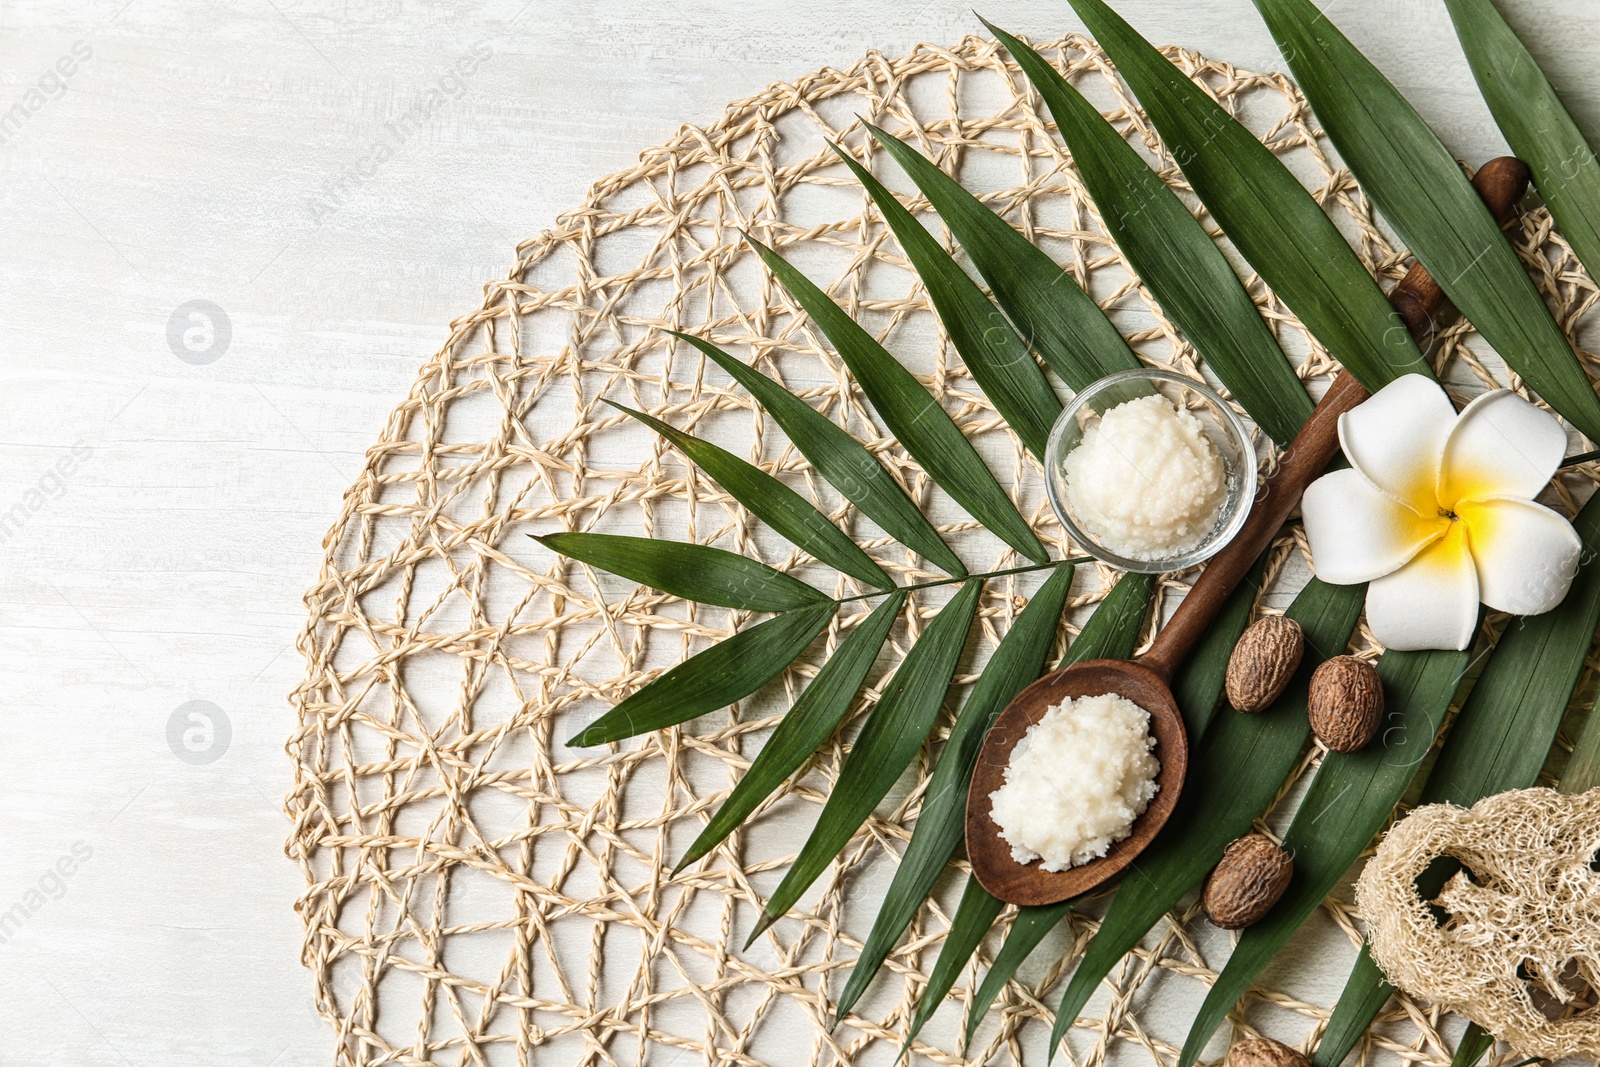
[1356,787,1600,1059]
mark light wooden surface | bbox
[3,0,1595,1062]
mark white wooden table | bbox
[3,1,1594,1062]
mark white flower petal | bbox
[1303,467,1448,584]
[1338,374,1457,504]
[1458,496,1582,615]
[1439,390,1567,507]
[1365,525,1481,651]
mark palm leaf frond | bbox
[835,562,1083,1021]
[748,237,1048,563]
[987,23,1312,447]
[607,399,892,590]
[748,580,982,943]
[672,330,966,577]
[901,877,1004,1058]
[859,123,1142,393]
[1449,1025,1495,1067]
[675,591,907,872]
[1251,0,1600,440]
[892,568,1158,1047]
[963,898,1073,1052]
[829,141,1062,458]
[534,532,831,612]
[1061,0,1429,392]
[1446,0,1600,297]
[567,601,837,747]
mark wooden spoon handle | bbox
[1137,156,1531,684]
[1135,370,1363,682]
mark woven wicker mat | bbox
[285,31,1600,1067]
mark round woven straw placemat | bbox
[285,31,1600,1067]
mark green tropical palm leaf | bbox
[1449,1025,1495,1067]
[1058,570,1159,669]
[672,330,966,577]
[1562,682,1600,797]
[888,569,1158,1046]
[606,400,892,591]
[748,237,1048,563]
[1445,0,1600,295]
[985,22,1312,447]
[900,877,1005,1059]
[835,563,1077,1022]
[1314,960,1393,1067]
[675,592,907,872]
[829,142,1061,458]
[1249,0,1600,441]
[748,580,982,942]
[1061,0,1429,393]
[566,601,837,747]
[963,898,1072,1052]
[858,123,1142,393]
[534,531,831,612]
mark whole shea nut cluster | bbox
[1307,655,1383,752]
[1225,616,1304,713]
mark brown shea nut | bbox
[1227,1038,1312,1067]
[1225,615,1305,713]
[1203,833,1294,929]
[1308,655,1384,753]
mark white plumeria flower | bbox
[1302,374,1580,652]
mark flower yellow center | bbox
[1387,461,1500,568]
[1395,460,1504,575]
[1405,520,1472,578]
[1437,463,1500,515]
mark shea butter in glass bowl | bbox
[1045,369,1256,573]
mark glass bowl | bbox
[1044,369,1257,573]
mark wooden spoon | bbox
[966,156,1532,907]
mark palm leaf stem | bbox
[836,556,1089,604]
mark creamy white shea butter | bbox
[988,692,1159,871]
[1064,393,1228,558]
